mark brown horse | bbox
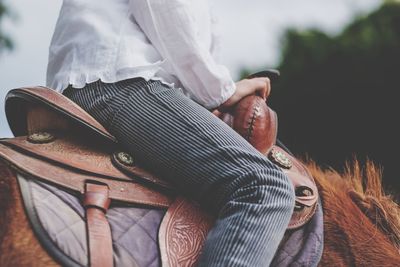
[0,158,399,266]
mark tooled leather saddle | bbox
[0,72,320,267]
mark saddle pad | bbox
[271,199,324,267]
[19,173,323,267]
[18,174,165,267]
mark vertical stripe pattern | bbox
[63,78,295,266]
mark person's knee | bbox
[224,165,296,214]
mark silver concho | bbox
[269,148,292,169]
[27,131,56,144]
[114,151,134,166]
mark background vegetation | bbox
[0,1,13,53]
[242,2,400,197]
[1,1,398,197]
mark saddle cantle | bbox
[0,85,320,267]
[5,86,116,143]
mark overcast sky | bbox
[0,0,382,137]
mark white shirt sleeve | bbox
[129,0,236,109]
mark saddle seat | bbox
[0,85,320,267]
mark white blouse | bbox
[46,0,236,109]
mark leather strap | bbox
[0,143,174,207]
[84,182,113,267]
[2,136,175,191]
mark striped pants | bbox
[63,78,295,266]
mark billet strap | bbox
[83,182,113,267]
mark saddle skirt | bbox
[0,86,323,266]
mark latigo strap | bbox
[83,182,113,267]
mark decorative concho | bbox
[269,148,292,169]
[113,151,135,166]
[27,131,56,144]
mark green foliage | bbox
[0,1,13,53]
[247,2,400,193]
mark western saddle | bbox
[0,82,318,266]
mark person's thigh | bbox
[64,79,285,211]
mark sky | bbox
[0,0,382,137]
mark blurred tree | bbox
[246,2,400,195]
[0,1,13,53]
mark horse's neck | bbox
[311,168,400,266]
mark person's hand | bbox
[218,77,271,111]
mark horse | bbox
[0,85,400,266]
[1,159,399,266]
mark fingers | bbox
[211,108,222,117]
[251,77,271,100]
[229,77,272,109]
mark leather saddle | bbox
[0,83,319,266]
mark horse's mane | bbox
[306,160,400,250]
